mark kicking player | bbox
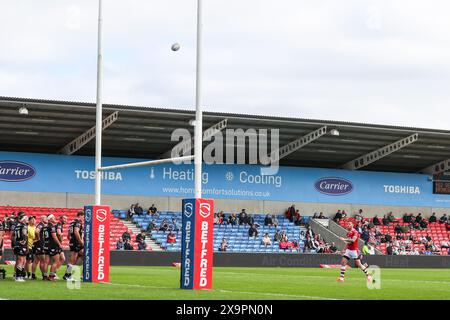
[337,221,373,283]
[25,216,36,279]
[13,215,29,282]
[35,215,49,280]
[64,211,84,280]
[47,214,63,281]
[0,217,5,279]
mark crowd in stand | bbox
[332,208,450,256]
[121,202,450,256]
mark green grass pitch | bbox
[0,266,449,300]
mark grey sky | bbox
[1,0,450,129]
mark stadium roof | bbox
[1,96,450,174]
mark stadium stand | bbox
[338,216,450,255]
[0,206,141,251]
[112,210,325,253]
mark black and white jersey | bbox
[13,222,28,246]
[46,222,58,248]
[68,219,83,244]
[35,222,46,247]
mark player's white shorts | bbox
[343,249,361,260]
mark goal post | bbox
[85,0,215,289]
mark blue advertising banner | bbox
[1,151,450,207]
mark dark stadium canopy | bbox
[1,96,450,174]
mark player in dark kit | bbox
[55,215,67,277]
[337,221,373,283]
[0,218,6,279]
[13,215,29,282]
[46,214,63,281]
[64,211,84,280]
[36,215,50,280]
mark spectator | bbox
[246,214,255,226]
[170,218,181,232]
[334,210,342,222]
[148,204,158,215]
[116,238,125,250]
[239,209,247,225]
[261,233,271,247]
[318,212,325,219]
[372,215,381,226]
[127,204,135,220]
[439,214,448,224]
[124,239,134,250]
[136,229,146,243]
[294,212,303,226]
[382,214,389,226]
[341,210,348,218]
[402,213,409,223]
[248,224,258,237]
[167,231,177,244]
[386,242,393,255]
[122,231,131,242]
[138,240,147,251]
[429,212,437,223]
[273,230,282,242]
[286,205,296,222]
[228,213,238,225]
[384,233,392,243]
[159,219,169,231]
[312,212,318,219]
[272,215,279,228]
[415,213,423,224]
[264,214,273,226]
[134,203,144,216]
[219,238,228,252]
[419,219,428,230]
[394,223,402,234]
[355,209,364,222]
[387,212,395,223]
[146,220,157,232]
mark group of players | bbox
[0,211,84,282]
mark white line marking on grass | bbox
[102,282,339,300]
[102,282,173,290]
[217,289,339,300]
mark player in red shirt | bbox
[337,221,373,283]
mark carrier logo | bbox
[0,161,36,182]
[184,203,193,218]
[315,177,353,195]
[199,203,211,218]
[96,209,107,222]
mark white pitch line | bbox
[216,289,339,300]
[102,282,339,300]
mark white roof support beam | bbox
[269,126,328,162]
[59,111,119,155]
[421,159,450,175]
[160,119,228,158]
[342,133,419,170]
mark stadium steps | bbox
[122,220,162,252]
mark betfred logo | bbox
[199,202,211,218]
[96,208,107,222]
[184,202,193,218]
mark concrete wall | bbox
[0,190,449,218]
